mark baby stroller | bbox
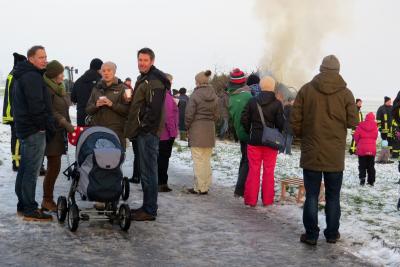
[57,126,131,232]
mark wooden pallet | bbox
[280,177,325,203]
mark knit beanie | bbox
[229,68,246,85]
[195,70,212,85]
[259,76,276,92]
[384,96,391,104]
[45,60,64,79]
[90,58,103,70]
[246,73,260,86]
[13,52,27,66]
[320,55,340,73]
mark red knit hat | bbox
[229,68,246,84]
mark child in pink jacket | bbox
[354,112,378,186]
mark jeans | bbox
[234,141,249,197]
[284,134,293,155]
[137,133,159,216]
[158,138,175,185]
[15,131,46,215]
[303,169,343,240]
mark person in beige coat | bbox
[42,60,75,211]
[185,70,219,194]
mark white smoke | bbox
[255,0,354,88]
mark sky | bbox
[1,0,399,100]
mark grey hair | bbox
[101,61,117,73]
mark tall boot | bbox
[42,156,61,212]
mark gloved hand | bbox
[68,126,86,146]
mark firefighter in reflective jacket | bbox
[349,98,364,155]
[376,96,393,154]
[2,53,26,171]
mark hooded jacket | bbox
[12,61,55,139]
[291,71,358,172]
[71,69,102,126]
[185,84,219,147]
[228,85,253,142]
[241,91,284,147]
[354,112,378,156]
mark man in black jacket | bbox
[2,53,26,171]
[71,58,103,126]
[125,48,170,221]
[13,45,54,221]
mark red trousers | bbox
[244,145,278,206]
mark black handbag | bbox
[256,103,284,150]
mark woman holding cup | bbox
[86,61,130,148]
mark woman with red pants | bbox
[241,76,284,207]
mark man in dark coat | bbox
[2,52,26,171]
[291,55,358,245]
[349,98,364,155]
[13,45,55,221]
[71,58,103,126]
[125,48,170,221]
[376,97,396,156]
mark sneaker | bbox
[23,209,53,222]
[39,166,47,176]
[300,234,317,246]
[41,200,57,212]
[326,233,341,244]
[158,184,172,192]
[131,209,156,221]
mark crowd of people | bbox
[3,46,400,247]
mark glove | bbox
[68,126,86,146]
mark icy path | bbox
[0,141,370,266]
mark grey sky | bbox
[1,0,399,100]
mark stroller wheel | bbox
[67,204,80,232]
[118,204,131,231]
[121,177,130,201]
[57,196,68,223]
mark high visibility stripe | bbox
[14,139,20,167]
[359,111,363,123]
[384,114,388,131]
[2,74,14,124]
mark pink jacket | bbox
[354,112,378,156]
[160,91,179,141]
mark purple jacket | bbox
[160,91,179,141]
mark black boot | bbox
[360,179,365,186]
[397,198,400,211]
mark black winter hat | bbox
[90,58,103,70]
[246,73,260,86]
[384,96,391,104]
[13,52,27,66]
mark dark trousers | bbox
[158,138,175,185]
[131,139,140,180]
[303,169,343,240]
[10,123,21,168]
[234,141,249,196]
[358,156,376,185]
[76,108,87,127]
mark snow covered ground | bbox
[0,99,399,266]
[171,139,400,266]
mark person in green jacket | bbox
[227,68,253,197]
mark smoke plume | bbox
[255,0,353,88]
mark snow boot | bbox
[397,198,400,211]
[300,234,317,246]
[360,179,365,186]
